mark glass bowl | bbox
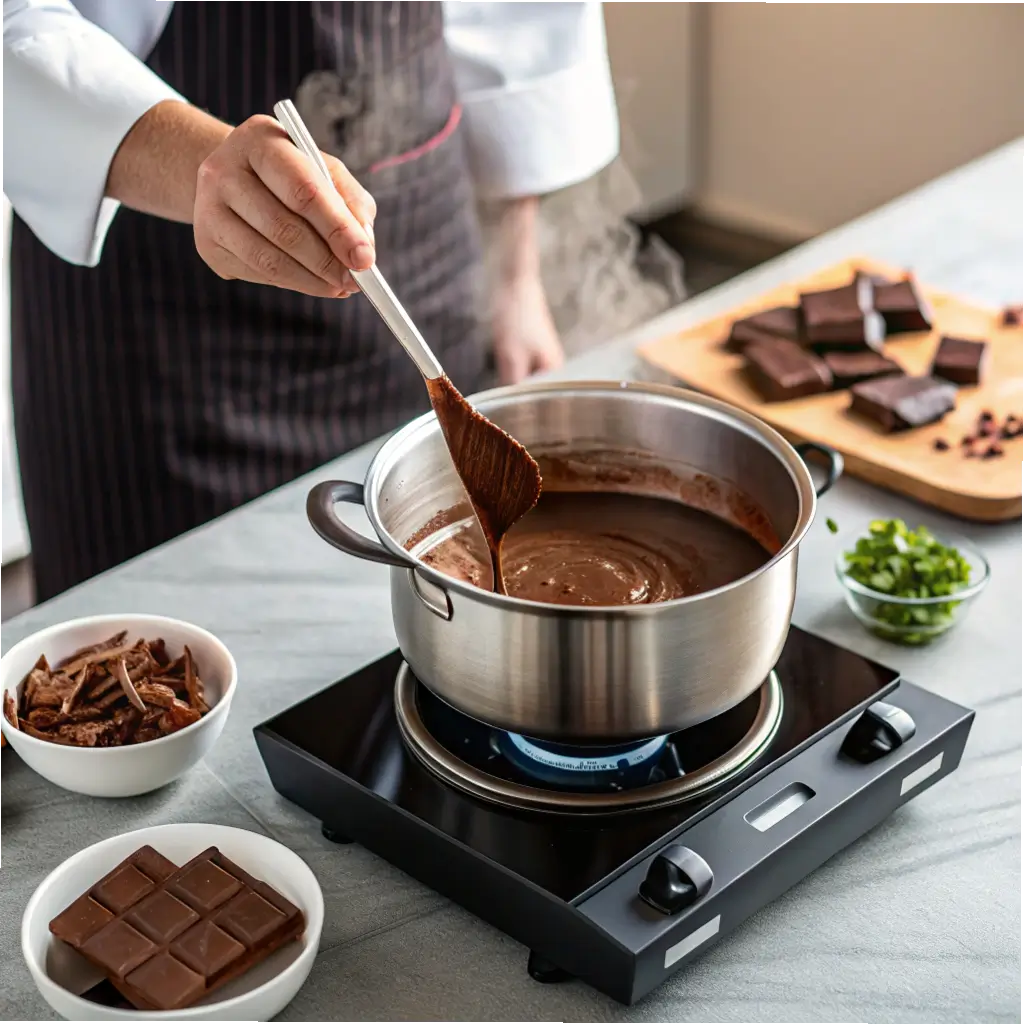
[834,527,991,646]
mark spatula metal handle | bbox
[273,99,444,381]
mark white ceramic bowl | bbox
[0,614,236,797]
[22,823,324,1021]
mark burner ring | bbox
[394,668,784,814]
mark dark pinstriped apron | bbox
[10,1,487,601]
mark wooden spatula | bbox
[274,101,541,593]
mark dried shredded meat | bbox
[7,631,214,748]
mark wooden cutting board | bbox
[639,257,1022,522]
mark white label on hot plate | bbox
[900,752,943,796]
[664,915,721,968]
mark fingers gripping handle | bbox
[273,99,443,380]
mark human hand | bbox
[492,272,565,385]
[192,114,376,297]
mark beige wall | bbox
[604,2,698,215]
[698,3,1024,237]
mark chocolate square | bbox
[48,896,114,949]
[849,375,957,432]
[930,335,989,386]
[744,339,832,402]
[808,311,886,350]
[216,890,288,948]
[171,920,246,978]
[125,890,199,944]
[800,277,886,350]
[91,864,156,914]
[822,351,903,390]
[168,859,242,913]
[131,847,179,884]
[872,277,933,334]
[125,952,206,1011]
[725,305,802,351]
[80,919,158,978]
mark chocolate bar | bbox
[930,335,989,386]
[744,338,832,402]
[800,277,886,350]
[849,375,957,433]
[725,305,802,352]
[822,351,903,389]
[871,277,933,334]
[49,845,304,1012]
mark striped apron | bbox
[10,1,487,601]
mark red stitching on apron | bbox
[369,102,462,173]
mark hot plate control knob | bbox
[840,700,916,764]
[638,845,713,915]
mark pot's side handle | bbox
[793,442,844,498]
[307,481,415,568]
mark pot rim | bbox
[365,379,817,615]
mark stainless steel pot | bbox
[307,381,841,742]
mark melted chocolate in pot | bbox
[417,491,772,606]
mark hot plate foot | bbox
[321,823,354,844]
[527,951,573,984]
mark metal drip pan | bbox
[394,665,784,815]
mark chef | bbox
[3,0,619,601]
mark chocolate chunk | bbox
[743,338,832,401]
[849,375,957,432]
[126,952,206,1010]
[933,438,950,451]
[800,277,886,350]
[49,846,304,1012]
[49,897,114,948]
[1000,414,1023,439]
[872,277,933,334]
[125,891,199,944]
[983,443,1004,459]
[930,335,989,386]
[81,919,158,978]
[1002,304,1023,326]
[10,632,212,748]
[725,305,802,351]
[822,351,903,389]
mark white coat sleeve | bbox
[443,1,619,200]
[2,0,183,266]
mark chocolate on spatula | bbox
[427,375,541,594]
[49,845,304,1012]
[849,375,957,432]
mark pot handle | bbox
[794,442,844,498]
[307,480,415,568]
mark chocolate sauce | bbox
[416,491,772,607]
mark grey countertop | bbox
[3,139,1021,1023]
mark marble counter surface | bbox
[3,140,1021,1023]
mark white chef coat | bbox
[2,0,619,268]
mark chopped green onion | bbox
[842,519,972,645]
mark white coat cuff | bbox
[460,55,619,200]
[4,16,183,266]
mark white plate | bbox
[22,823,324,1021]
